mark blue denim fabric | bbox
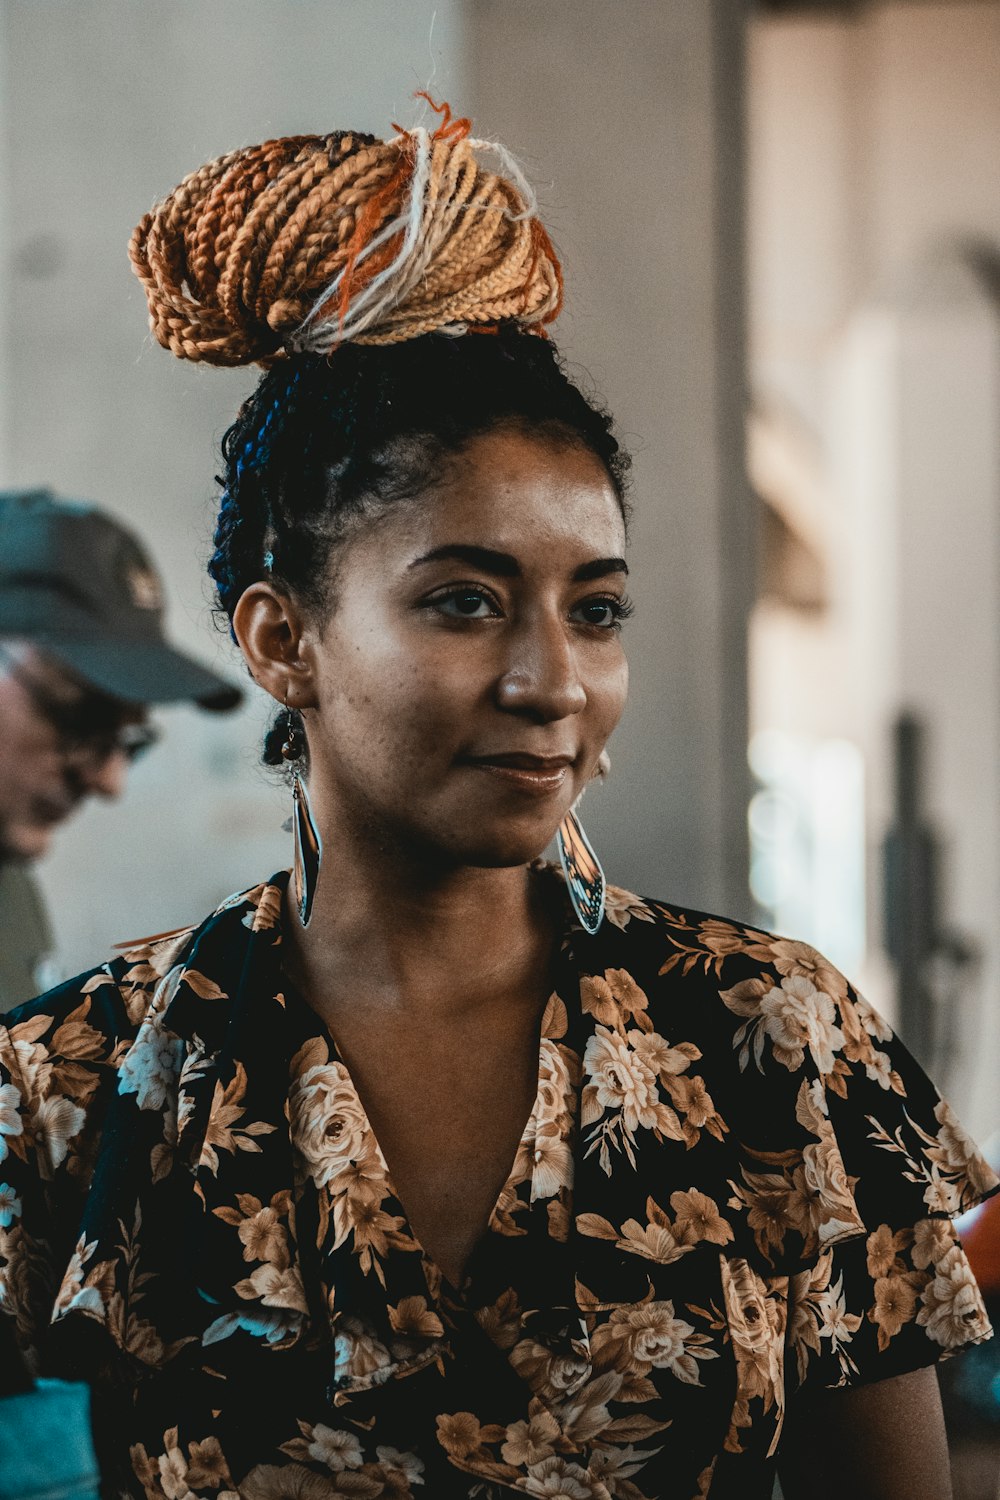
[0,1380,99,1500]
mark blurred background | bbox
[0,0,997,1445]
[1,0,996,1096]
[2,0,997,1117]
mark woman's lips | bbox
[463,754,573,795]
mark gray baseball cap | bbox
[0,489,241,710]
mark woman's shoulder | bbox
[601,878,855,1008]
[594,880,902,1112]
[595,881,997,1258]
[0,876,284,1069]
[0,925,197,1091]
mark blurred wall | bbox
[0,0,470,972]
[472,1,752,921]
[749,2,1000,432]
[0,0,751,976]
[747,0,1000,1134]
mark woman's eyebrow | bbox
[573,556,629,582]
[409,544,628,580]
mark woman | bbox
[0,103,995,1500]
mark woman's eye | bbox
[572,595,633,629]
[431,587,501,620]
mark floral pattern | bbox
[0,869,994,1499]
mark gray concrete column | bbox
[470,0,752,915]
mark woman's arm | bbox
[778,1367,952,1500]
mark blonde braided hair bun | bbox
[129,98,563,367]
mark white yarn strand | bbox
[290,129,433,354]
[466,137,539,224]
[287,128,546,353]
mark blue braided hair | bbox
[209,329,630,763]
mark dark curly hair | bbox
[209,329,630,764]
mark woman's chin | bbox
[447,827,559,870]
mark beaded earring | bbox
[281,709,322,927]
[556,751,609,936]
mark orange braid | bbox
[129,102,563,367]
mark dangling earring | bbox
[556,753,609,936]
[281,709,322,927]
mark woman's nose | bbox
[495,620,587,722]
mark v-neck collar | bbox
[279,866,585,1317]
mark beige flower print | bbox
[130,1427,237,1500]
[197,1063,275,1177]
[334,1313,393,1385]
[240,1463,346,1499]
[838,991,902,1093]
[582,1025,702,1172]
[0,1079,23,1165]
[435,1411,484,1462]
[52,1234,100,1317]
[871,1275,919,1350]
[912,1218,956,1271]
[509,1336,592,1405]
[117,974,186,1113]
[584,1027,663,1132]
[304,1424,364,1471]
[506,1036,576,1212]
[31,1095,87,1178]
[7,1015,57,1104]
[917,1243,990,1348]
[800,1126,865,1247]
[522,1456,608,1498]
[590,1299,718,1385]
[720,1256,785,1457]
[927,1098,999,1199]
[375,1446,425,1487]
[500,1407,562,1467]
[786,1262,824,1382]
[277,1415,428,1494]
[864,1105,998,1218]
[865,1223,911,1280]
[672,1189,735,1247]
[817,1270,864,1375]
[580,969,654,1035]
[786,1251,860,1383]
[601,884,656,931]
[761,977,845,1076]
[289,1060,372,1190]
[721,973,847,1078]
[580,969,727,1160]
[578,1189,733,1272]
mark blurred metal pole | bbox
[882,712,938,1069]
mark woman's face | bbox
[302,426,629,868]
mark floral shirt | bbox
[0,868,995,1500]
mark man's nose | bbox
[72,747,131,800]
[495,618,587,722]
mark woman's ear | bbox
[231,583,319,709]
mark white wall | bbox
[0,0,469,970]
[0,0,752,975]
[472,0,752,917]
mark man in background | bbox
[0,489,241,1011]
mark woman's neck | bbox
[282,836,557,1026]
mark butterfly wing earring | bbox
[556,751,609,935]
[281,709,322,927]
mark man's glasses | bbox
[0,644,160,764]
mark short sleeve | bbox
[714,931,996,1393]
[782,980,997,1392]
[0,975,127,1375]
[0,1017,58,1372]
